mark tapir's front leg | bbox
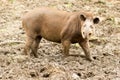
[62,40,71,56]
[79,40,93,61]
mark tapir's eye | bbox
[84,24,87,27]
[90,25,93,29]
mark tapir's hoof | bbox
[63,54,69,58]
[87,57,93,61]
[34,54,39,58]
[21,51,27,55]
[30,52,39,58]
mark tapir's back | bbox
[22,7,71,42]
[23,7,70,24]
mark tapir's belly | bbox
[40,26,62,43]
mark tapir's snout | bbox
[81,22,95,39]
[82,30,93,39]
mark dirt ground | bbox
[0,0,120,80]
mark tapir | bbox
[22,7,99,61]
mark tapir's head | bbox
[80,12,99,39]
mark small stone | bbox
[21,31,25,34]
[8,76,13,79]
[6,61,10,65]
[40,67,46,72]
[43,73,50,78]
[104,71,110,74]
[0,76,2,79]
[72,73,80,80]
[93,56,97,60]
[93,56,99,60]
[77,73,81,77]
[87,72,95,77]
[103,53,108,56]
[30,72,37,77]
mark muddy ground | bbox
[0,0,120,80]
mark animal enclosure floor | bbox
[0,0,120,80]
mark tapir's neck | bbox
[76,15,83,38]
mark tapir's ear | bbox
[93,17,99,24]
[80,14,86,21]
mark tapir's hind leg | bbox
[31,36,42,57]
[23,36,34,57]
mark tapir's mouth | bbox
[81,32,85,39]
[81,32,92,40]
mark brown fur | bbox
[22,7,99,61]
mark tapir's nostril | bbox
[89,33,92,36]
[83,32,85,34]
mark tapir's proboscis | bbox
[22,7,100,61]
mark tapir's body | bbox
[22,7,99,61]
[23,8,83,43]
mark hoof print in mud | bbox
[30,72,38,78]
[40,67,46,73]
[42,73,50,78]
[93,56,99,60]
[76,73,82,77]
[82,72,95,79]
